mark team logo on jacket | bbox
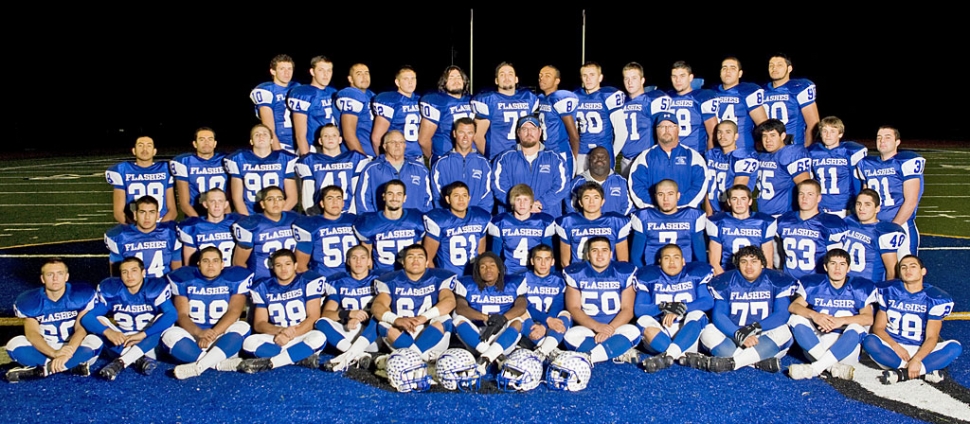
[472,170,482,179]
[675,157,687,165]
[539,165,551,173]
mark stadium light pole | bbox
[470,8,474,93]
[581,10,586,65]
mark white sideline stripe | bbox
[0,182,107,185]
[0,254,109,258]
[0,191,106,194]
[0,222,116,226]
[853,364,970,421]
[3,229,38,231]
[0,204,111,207]
[0,158,123,171]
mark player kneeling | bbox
[81,257,176,380]
[788,249,876,381]
[693,246,796,373]
[453,252,529,375]
[162,247,253,379]
[237,249,327,373]
[633,244,714,373]
[317,245,380,372]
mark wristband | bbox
[419,307,440,320]
[381,311,399,324]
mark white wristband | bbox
[381,311,399,324]
[420,307,440,320]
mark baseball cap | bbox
[654,113,677,126]
[516,116,541,130]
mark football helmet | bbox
[386,348,432,393]
[432,348,481,391]
[497,348,544,392]
[545,351,593,391]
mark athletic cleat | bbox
[215,357,243,372]
[476,356,490,376]
[641,355,674,373]
[99,359,126,381]
[6,365,47,383]
[880,369,902,385]
[374,354,390,371]
[753,358,781,373]
[322,351,354,372]
[612,348,642,364]
[678,352,710,371]
[788,363,814,380]
[923,370,944,383]
[174,363,202,380]
[707,356,736,373]
[827,364,854,380]
[354,352,373,370]
[238,358,274,374]
[135,357,157,376]
[70,362,91,377]
[295,353,320,370]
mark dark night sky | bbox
[8,5,966,153]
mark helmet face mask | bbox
[497,349,544,392]
[387,349,433,393]
[433,348,481,391]
[545,351,593,391]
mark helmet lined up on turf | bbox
[433,348,482,391]
[386,349,432,393]
[545,351,593,391]
[497,348,544,392]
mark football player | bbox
[667,61,718,152]
[430,117,494,211]
[106,135,176,224]
[628,113,709,209]
[237,249,327,373]
[287,55,337,156]
[537,65,581,178]
[565,146,632,216]
[844,188,908,281]
[355,130,432,214]
[704,120,759,214]
[353,179,426,274]
[162,247,253,380]
[863,256,962,384]
[371,244,457,361]
[292,185,357,277]
[573,62,625,173]
[177,188,239,267]
[556,181,631,267]
[317,245,380,371]
[630,179,706,267]
[250,54,299,152]
[788,249,876,380]
[5,259,103,382]
[170,127,229,217]
[706,184,777,275]
[857,126,925,255]
[618,62,674,175]
[81,257,175,380]
[808,116,867,217]
[486,184,556,275]
[763,53,819,147]
[423,181,490,275]
[492,116,568,217]
[418,65,473,163]
[231,186,299,280]
[294,123,371,214]
[634,244,714,372]
[755,119,812,217]
[105,195,182,278]
[713,57,768,153]
[775,179,848,280]
[453,253,529,373]
[562,237,641,364]
[334,63,376,157]
[518,244,571,359]
[371,66,422,160]
[224,124,299,215]
[471,62,539,159]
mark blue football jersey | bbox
[555,212,631,264]
[809,141,867,213]
[857,151,925,223]
[619,90,673,158]
[430,150,493,211]
[628,144,709,209]
[334,87,377,157]
[843,216,908,282]
[574,87,625,156]
[537,90,579,154]
[423,207,491,275]
[471,88,539,159]
[354,156,432,214]
[374,269,457,317]
[667,88,718,153]
[486,212,556,275]
[250,272,326,327]
[419,91,473,158]
[231,211,299,280]
[295,150,371,212]
[223,149,298,215]
[353,209,426,274]
[705,212,777,270]
[373,91,423,159]
[776,211,848,280]
[709,269,796,327]
[455,275,527,321]
[875,281,954,345]
[287,84,338,148]
[564,261,637,324]
[105,222,182,278]
[169,153,229,208]
[630,207,706,265]
[756,144,812,216]
[105,161,174,219]
[565,172,632,216]
[177,214,240,267]
[714,82,765,152]
[324,271,378,312]
[795,274,876,334]
[520,271,567,323]
[14,283,96,344]
[635,262,714,316]
[251,81,300,152]
[91,276,172,333]
[763,78,817,146]
[706,148,760,213]
[292,213,358,277]
[167,266,252,330]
